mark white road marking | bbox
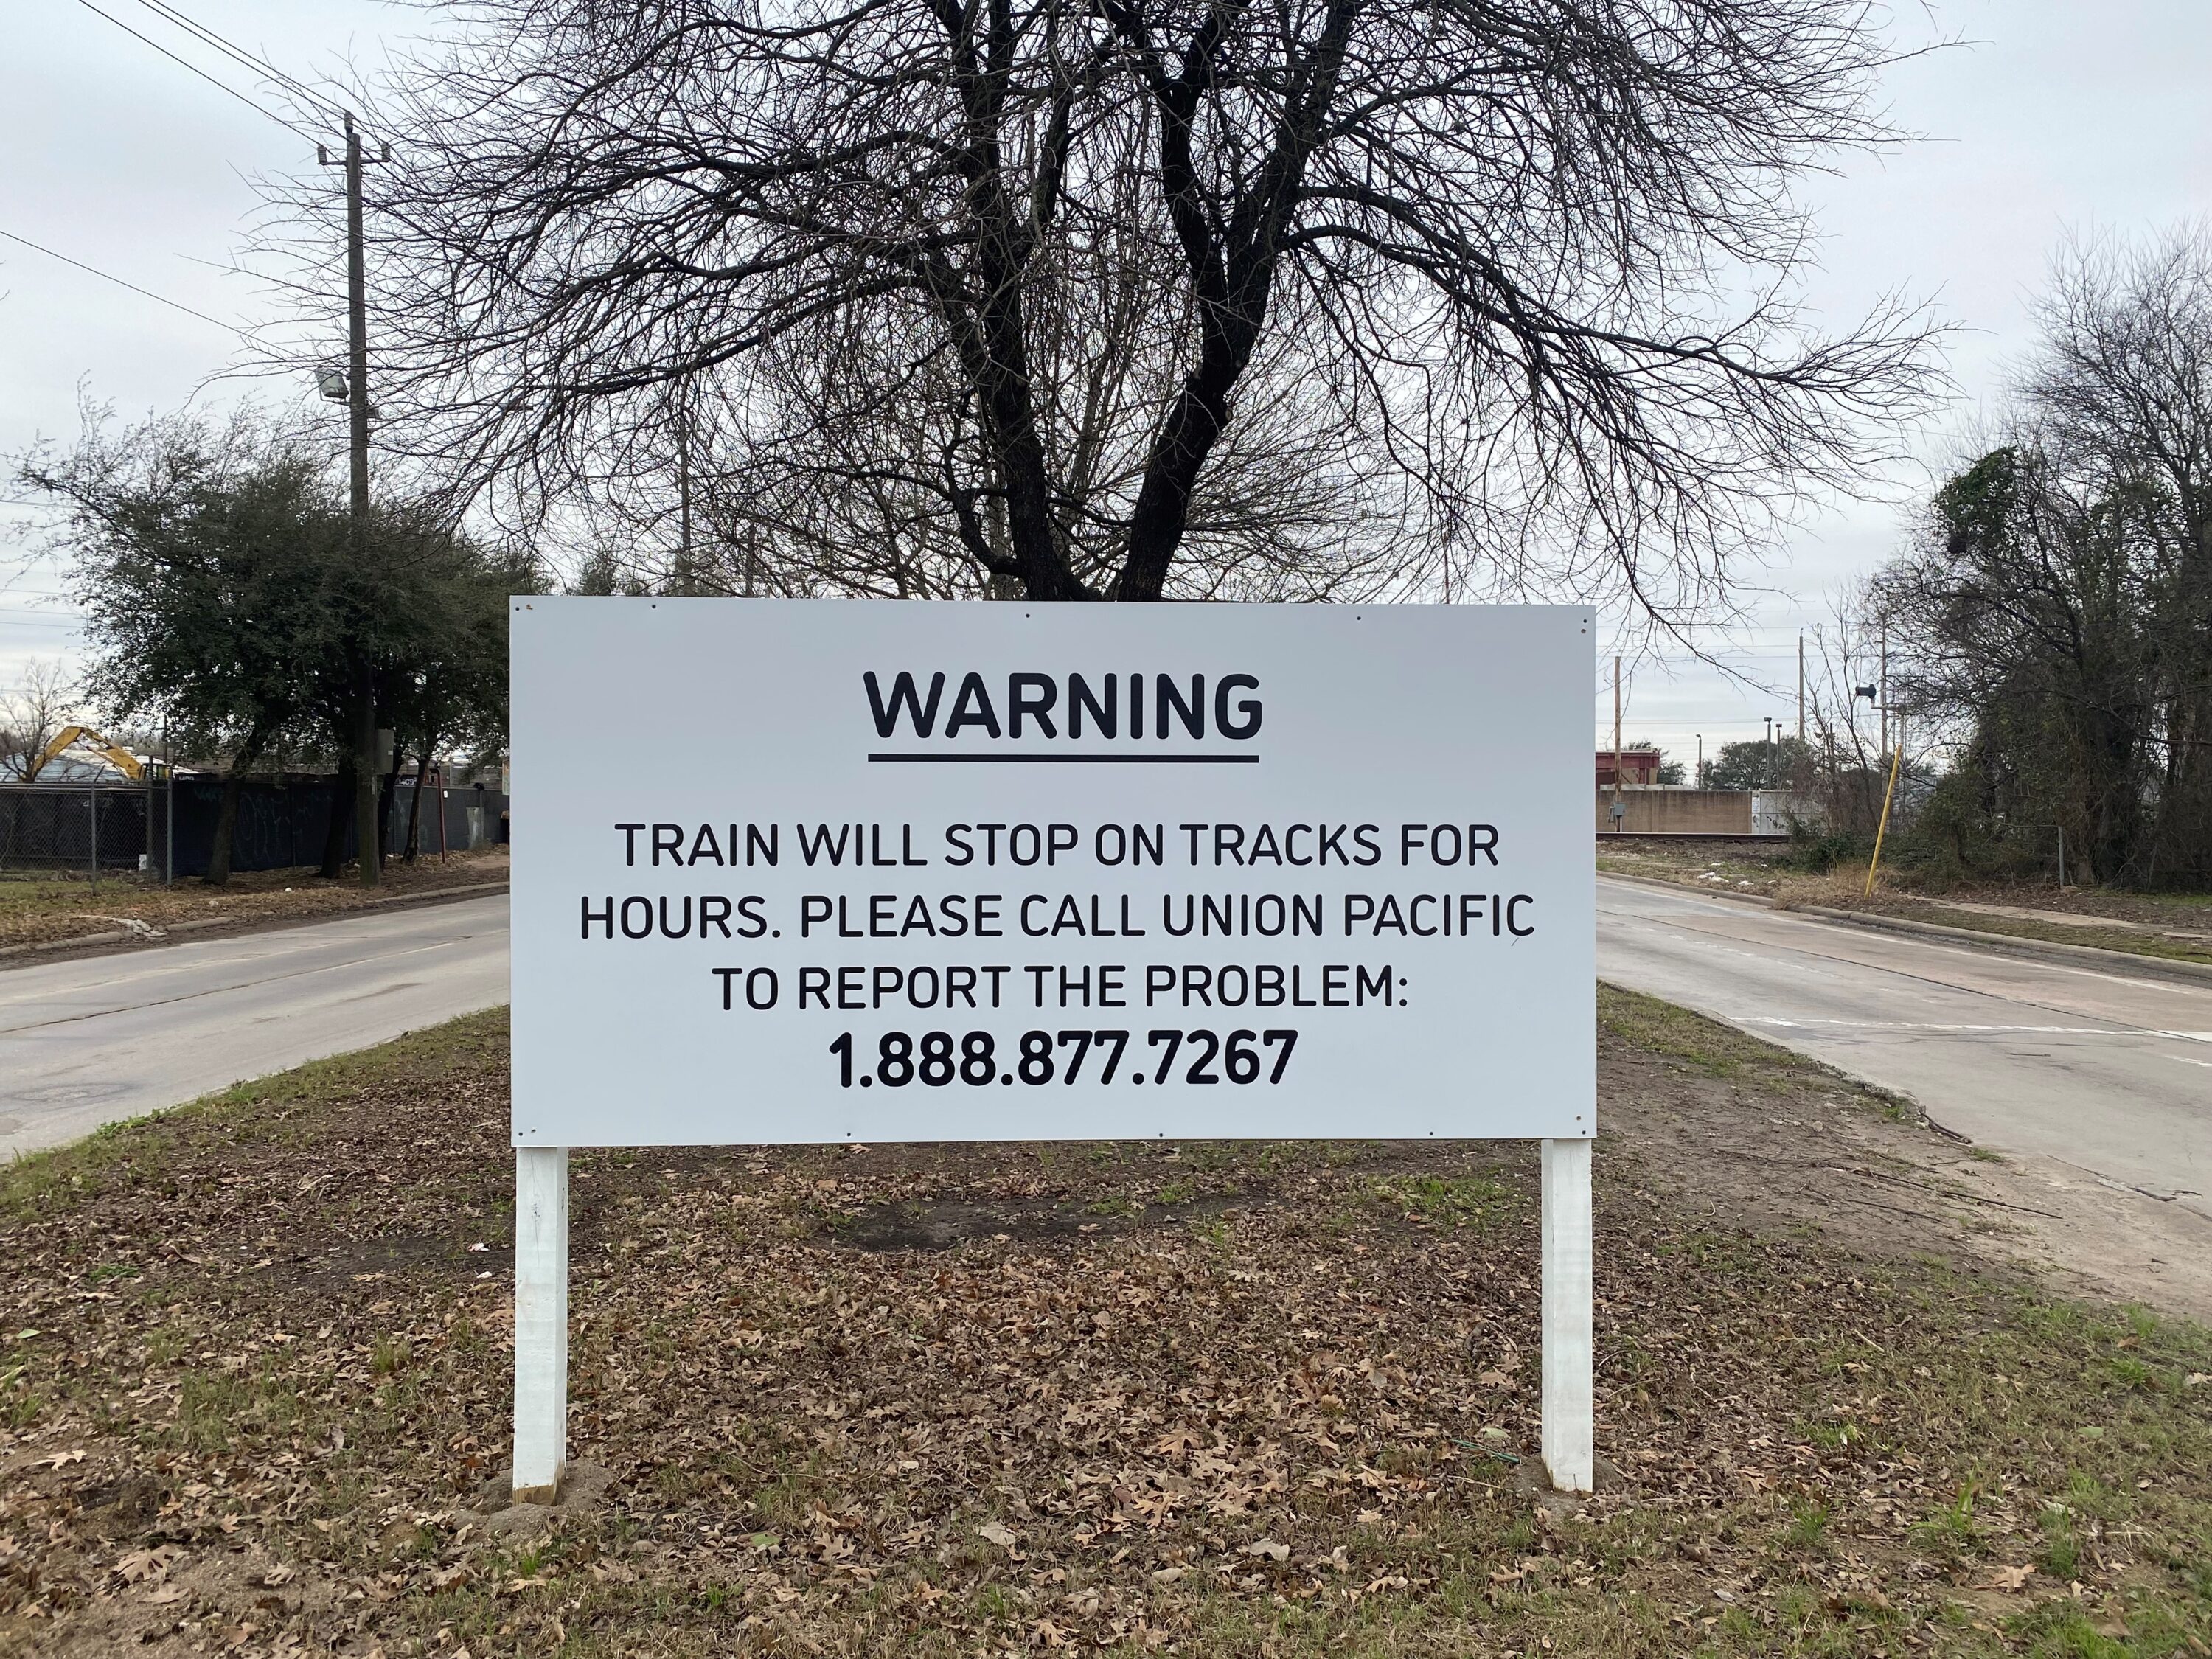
[1598,874,2212,1232]
[1748,1019,2130,1036]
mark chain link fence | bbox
[0,782,156,880]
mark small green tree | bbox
[376,521,529,860]
[18,408,535,883]
[19,412,342,881]
[1702,735,1811,792]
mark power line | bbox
[0,227,246,338]
[69,0,320,143]
[126,0,355,131]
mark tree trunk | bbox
[204,772,246,887]
[404,740,437,863]
[203,732,268,887]
[351,651,382,888]
[319,751,357,880]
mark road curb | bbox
[1600,869,2212,989]
[1784,902,2212,988]
[0,880,509,967]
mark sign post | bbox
[510,599,1596,1497]
[1540,1136,1594,1490]
[512,1146,568,1502]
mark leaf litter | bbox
[0,996,2207,1656]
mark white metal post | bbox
[1540,1136,1594,1492]
[513,1146,569,1503]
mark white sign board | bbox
[510,599,1592,1145]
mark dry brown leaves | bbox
[1,1008,2207,1658]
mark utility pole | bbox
[1612,655,1623,812]
[1695,733,1703,789]
[1797,630,1805,743]
[1878,628,1888,760]
[323,113,385,888]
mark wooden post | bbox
[513,1146,569,1503]
[1540,1136,1594,1492]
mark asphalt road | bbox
[6,882,2207,1233]
[0,895,509,1161]
[1598,876,2212,1221]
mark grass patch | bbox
[1597,980,1829,1086]
[1369,1172,1517,1228]
[1899,904,2212,968]
[0,846,507,950]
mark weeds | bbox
[1369,1173,1514,1228]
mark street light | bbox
[316,368,379,416]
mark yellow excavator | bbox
[27,726,146,782]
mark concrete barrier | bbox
[1595,790,1752,835]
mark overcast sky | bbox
[4,1,2210,764]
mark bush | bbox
[1784,824,1866,874]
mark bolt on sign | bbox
[508,599,1597,1498]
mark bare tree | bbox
[2017,226,2212,874]
[1866,227,2212,886]
[260,0,1939,608]
[1797,601,1896,838]
[0,659,77,782]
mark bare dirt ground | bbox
[1599,990,2212,1327]
[1,993,2207,1658]
[0,850,509,956]
[1599,838,2212,969]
